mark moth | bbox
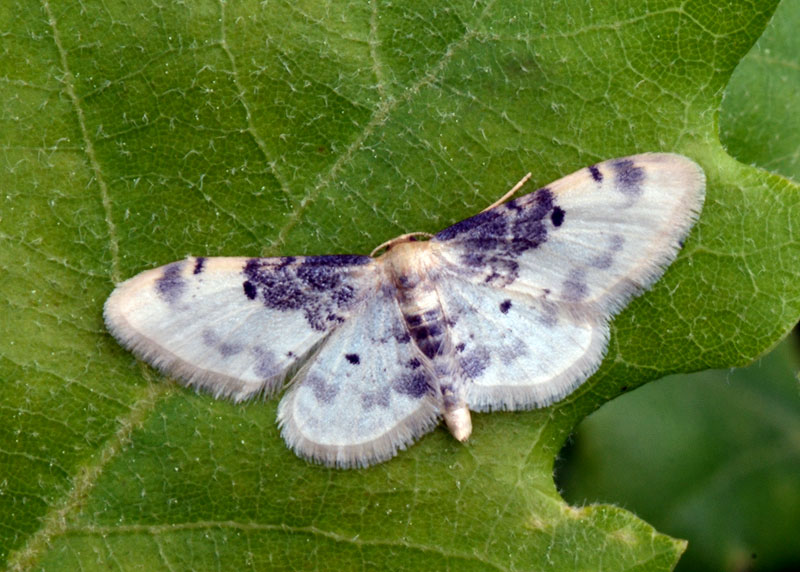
[104,153,705,468]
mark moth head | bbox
[369,232,434,258]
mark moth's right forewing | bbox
[432,153,705,316]
[104,255,376,401]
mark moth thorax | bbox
[381,239,433,277]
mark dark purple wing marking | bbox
[242,255,372,332]
[433,187,567,287]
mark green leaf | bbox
[1,1,797,570]
[721,0,800,181]
[560,0,800,569]
[560,337,800,572]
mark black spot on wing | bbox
[612,159,645,197]
[243,281,257,300]
[193,257,206,275]
[551,206,565,227]
[156,263,186,304]
[588,164,603,182]
[499,299,512,314]
[345,353,360,365]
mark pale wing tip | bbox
[103,272,273,403]
[616,152,706,198]
[629,151,707,232]
[589,152,705,315]
[636,151,706,222]
[625,151,703,169]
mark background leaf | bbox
[720,0,800,181]
[1,0,797,570]
[559,0,800,570]
[559,338,800,572]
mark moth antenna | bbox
[481,172,533,212]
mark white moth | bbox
[105,153,705,468]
